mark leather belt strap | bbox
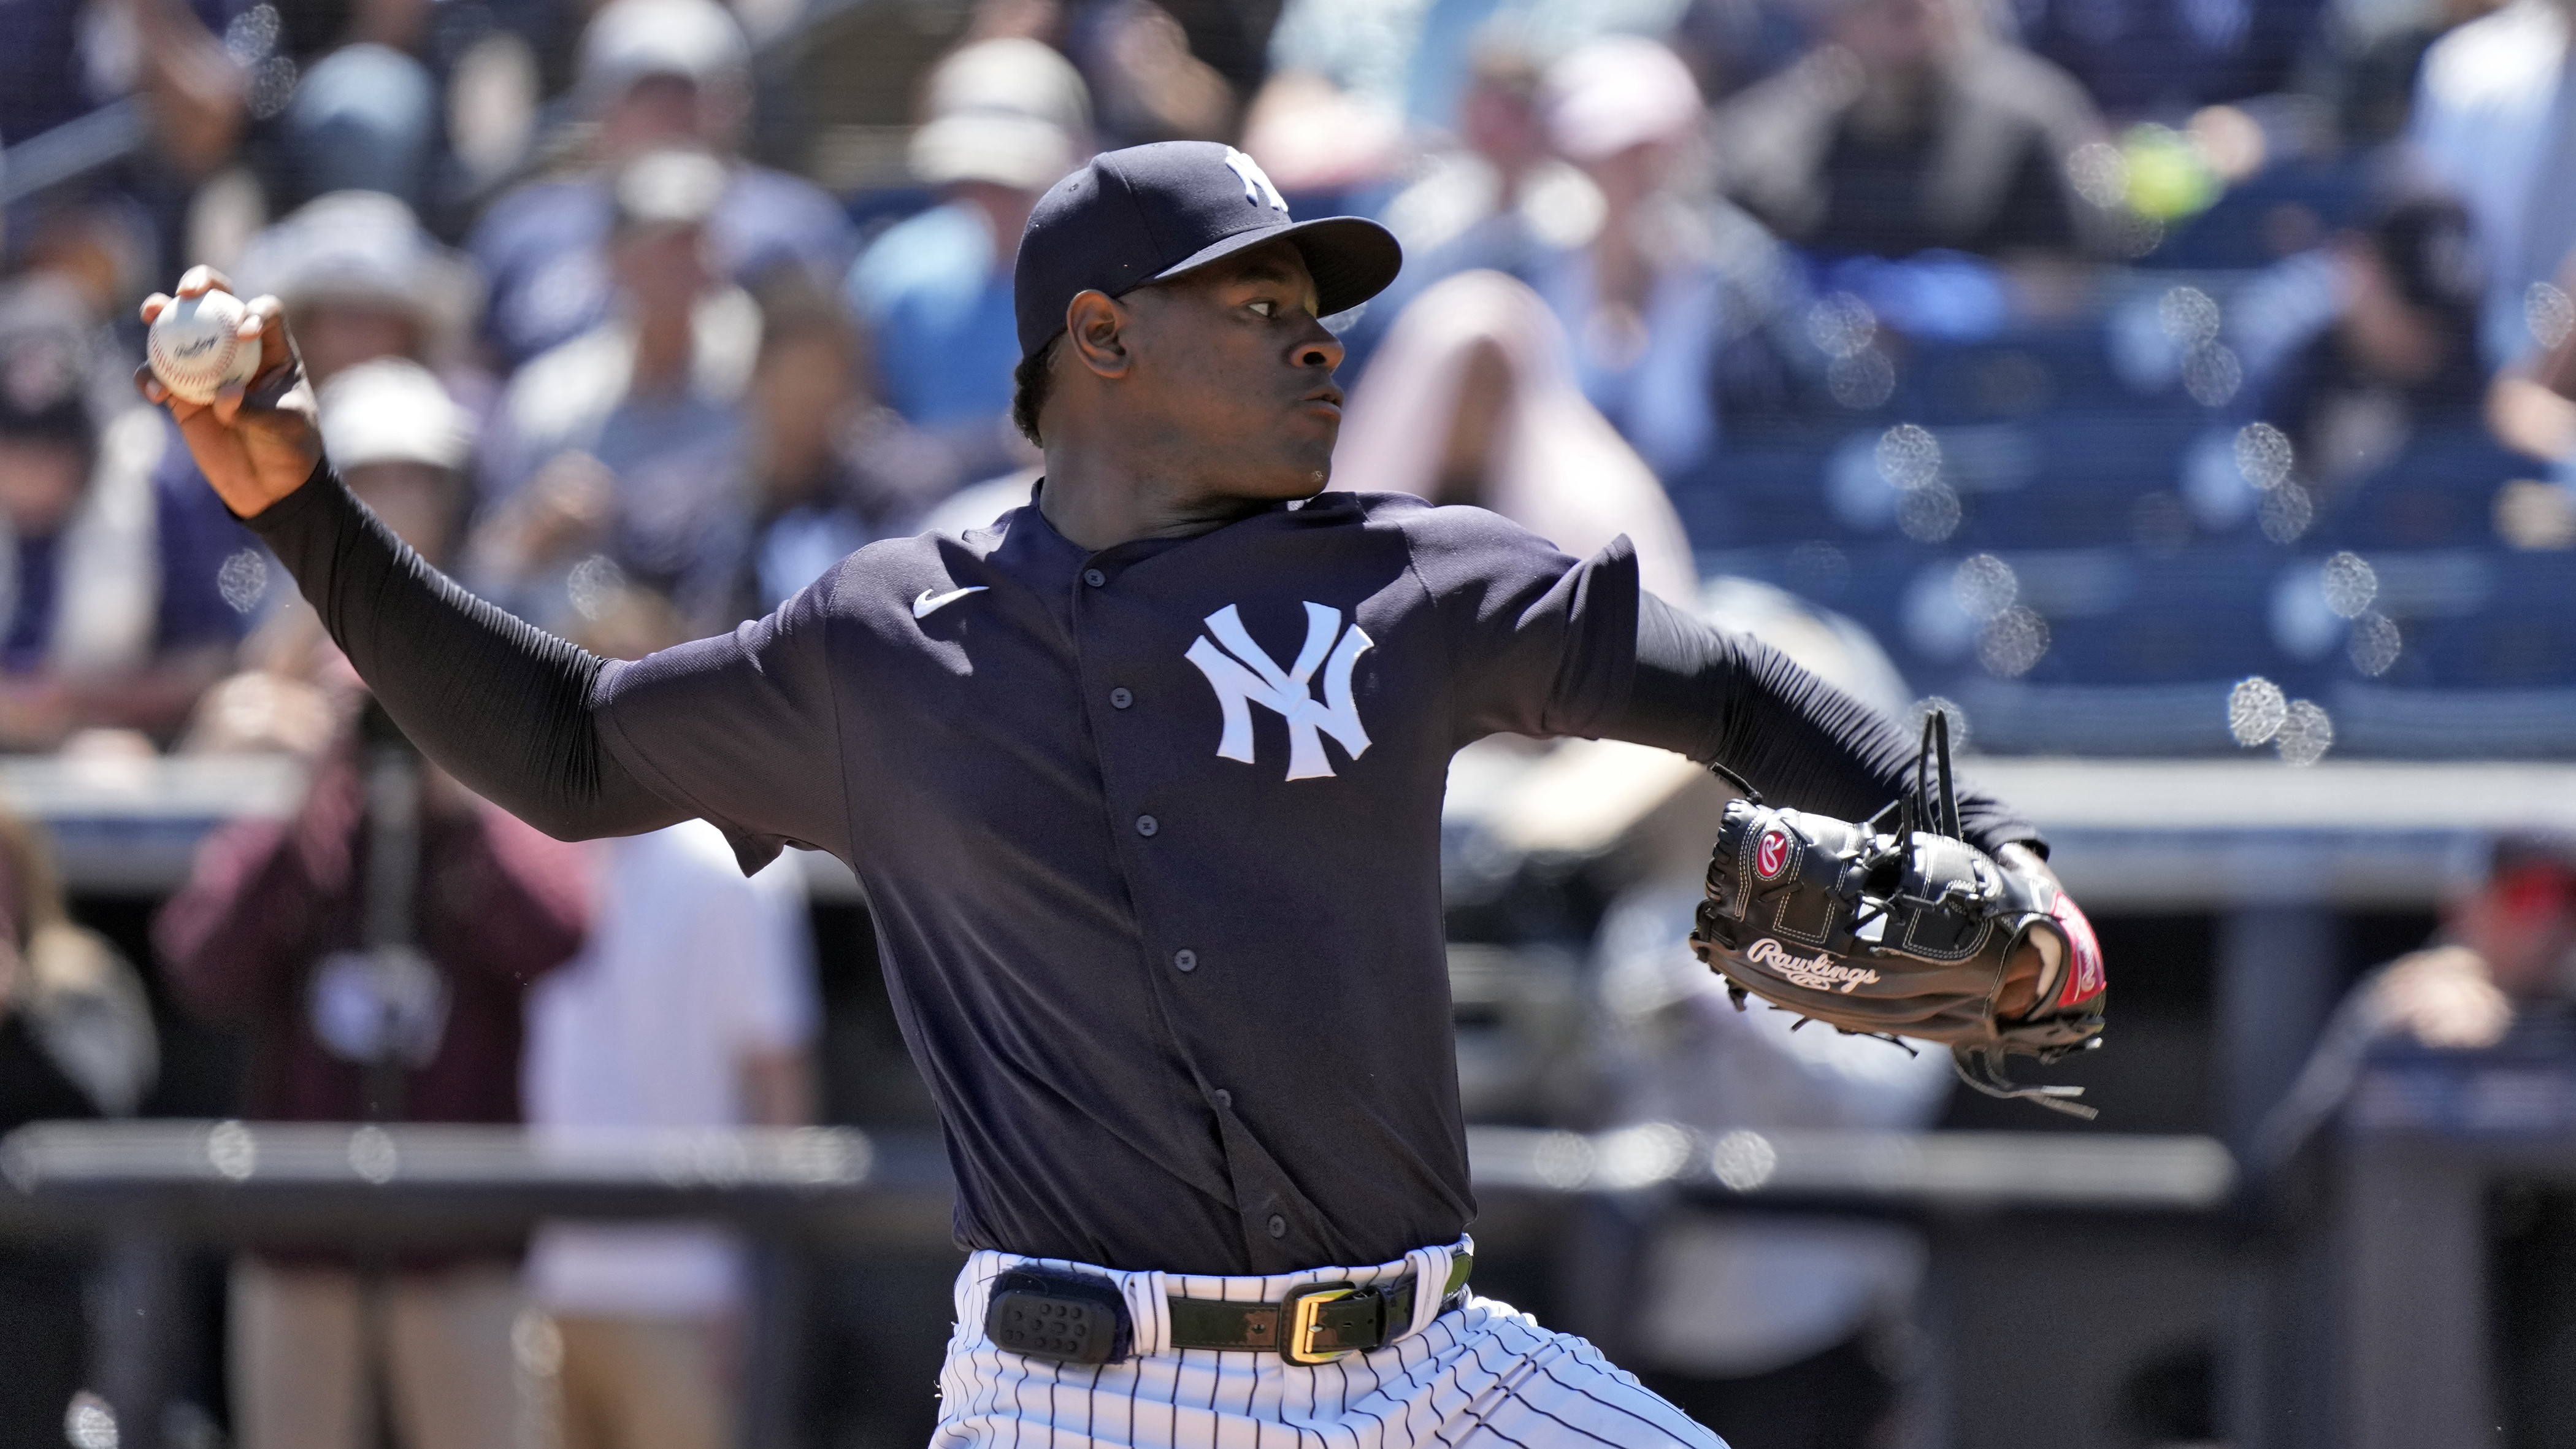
[1166,1253,1471,1358]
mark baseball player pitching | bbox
[148,140,2103,1447]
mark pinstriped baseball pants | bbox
[933,1240,1728,1449]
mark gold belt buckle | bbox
[1278,1280,1364,1366]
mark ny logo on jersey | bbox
[1223,148,1289,213]
[1184,603,1372,780]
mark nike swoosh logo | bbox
[913,586,988,620]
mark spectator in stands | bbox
[730,280,874,617]
[1669,0,1817,102]
[154,378,589,1445]
[1527,36,1730,481]
[0,279,259,750]
[272,32,438,213]
[229,191,485,397]
[2406,0,2576,366]
[0,0,249,213]
[2306,0,2501,152]
[521,585,818,1449]
[473,150,757,632]
[1062,0,1236,147]
[1261,0,1646,136]
[2009,0,2327,121]
[1257,0,1451,134]
[9,194,159,329]
[2244,197,2486,489]
[1371,42,1568,291]
[2264,832,2576,1167]
[467,0,854,371]
[1714,0,2114,261]
[1247,1,1654,207]
[1335,269,1700,603]
[0,806,160,1447]
[843,38,1087,496]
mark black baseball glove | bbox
[1687,712,2108,1117]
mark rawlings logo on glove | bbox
[1746,939,1881,993]
[1689,712,2108,1117]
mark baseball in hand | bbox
[148,289,264,405]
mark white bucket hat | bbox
[318,358,473,472]
[908,39,1092,192]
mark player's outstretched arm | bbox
[141,271,685,842]
[1608,591,2041,859]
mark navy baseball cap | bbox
[1012,140,1403,358]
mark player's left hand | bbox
[1996,842,2060,1018]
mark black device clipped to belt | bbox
[986,1254,1472,1367]
[984,1269,1133,1365]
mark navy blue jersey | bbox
[247,468,2037,1277]
[595,491,1636,1271]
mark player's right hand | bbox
[137,266,322,518]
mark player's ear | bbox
[1064,291,1132,380]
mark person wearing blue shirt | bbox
[848,201,1027,429]
[844,38,1092,501]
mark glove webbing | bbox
[1925,709,2100,1120]
[1953,1046,2099,1120]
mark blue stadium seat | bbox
[2401,553,2576,689]
[2313,426,2526,551]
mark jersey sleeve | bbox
[243,464,683,844]
[593,577,853,872]
[1403,504,1642,745]
[1610,591,2042,856]
[243,464,845,873]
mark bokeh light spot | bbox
[2229,677,2287,745]
[2275,699,2334,766]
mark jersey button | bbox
[1135,814,1159,837]
[1172,948,1197,972]
[1083,568,1107,588]
[1213,1088,1231,1109]
[1267,1214,1287,1239]
[1110,687,1133,709]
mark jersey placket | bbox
[1068,549,1328,1267]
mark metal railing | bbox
[1,1120,2237,1449]
[17,1102,2565,1449]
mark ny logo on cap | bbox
[1223,147,1289,213]
[1185,602,1371,780]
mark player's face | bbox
[1121,241,1346,502]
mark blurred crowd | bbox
[0,0,2573,759]
[6,0,2576,1443]
[0,0,2569,769]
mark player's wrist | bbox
[229,455,336,529]
[209,444,325,518]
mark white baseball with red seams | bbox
[148,290,264,405]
